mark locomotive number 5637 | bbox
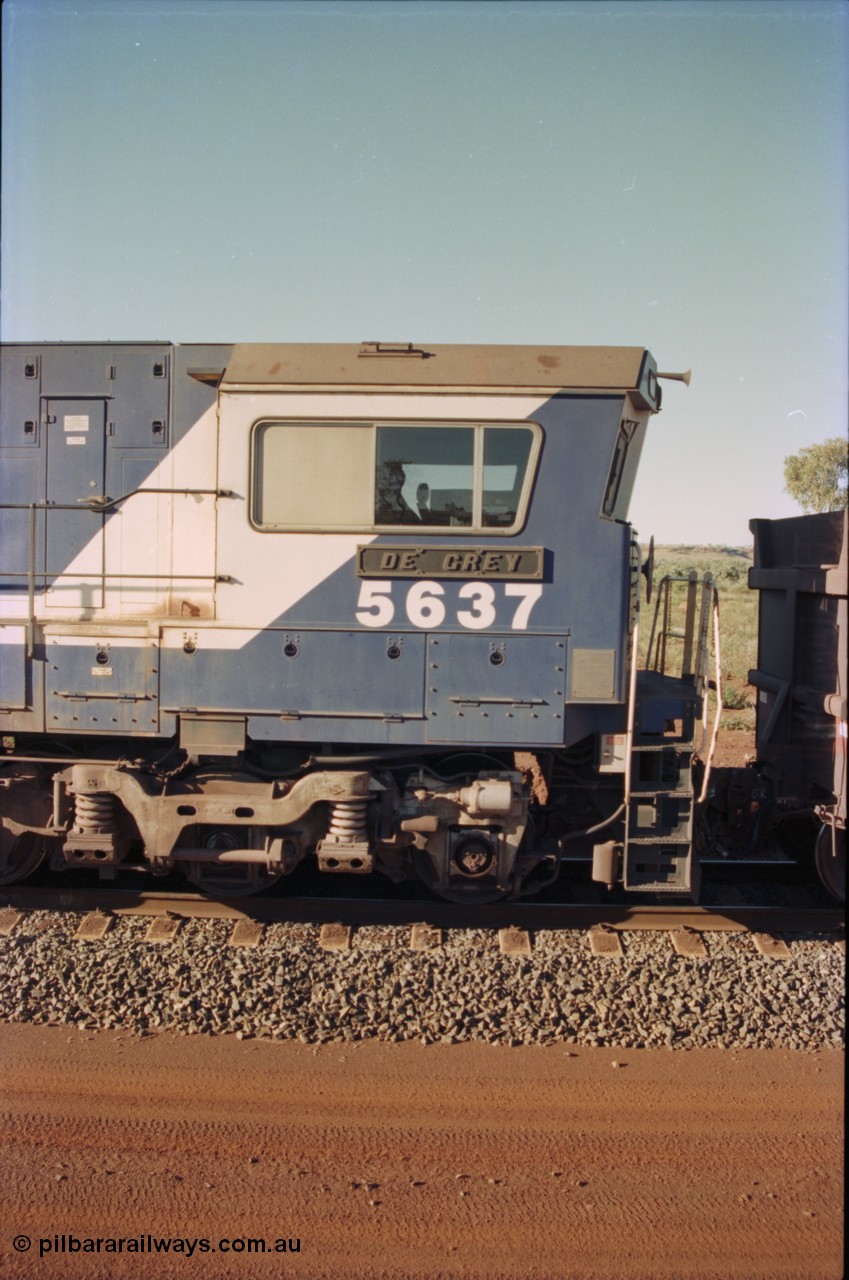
[355,580,543,630]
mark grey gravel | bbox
[0,912,843,1050]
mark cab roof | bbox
[219,342,660,408]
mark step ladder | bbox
[624,572,721,896]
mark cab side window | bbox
[252,421,539,533]
[482,428,534,528]
[375,426,474,527]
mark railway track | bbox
[2,879,843,1054]
[1,882,843,938]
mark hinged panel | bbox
[107,349,171,447]
[0,347,42,447]
[425,632,567,744]
[45,634,159,731]
[160,628,427,720]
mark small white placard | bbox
[64,414,89,432]
[66,436,87,445]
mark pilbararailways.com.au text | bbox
[16,1234,301,1259]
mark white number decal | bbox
[456,582,497,630]
[356,581,543,630]
[505,583,543,629]
[356,580,395,627]
[405,580,446,628]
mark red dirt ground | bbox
[1,1023,843,1280]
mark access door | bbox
[45,400,106,609]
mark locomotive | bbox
[0,342,842,902]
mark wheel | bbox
[183,861,284,898]
[412,847,511,905]
[181,828,284,898]
[814,823,845,903]
[0,831,46,886]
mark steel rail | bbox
[1,885,843,935]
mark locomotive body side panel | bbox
[3,341,685,902]
[2,345,650,748]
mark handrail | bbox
[646,572,716,695]
[27,503,35,658]
[698,586,722,803]
[0,486,232,514]
[645,572,722,803]
[0,572,230,581]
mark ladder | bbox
[624,572,721,897]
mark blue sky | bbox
[2,0,846,543]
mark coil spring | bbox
[327,798,368,843]
[74,791,117,834]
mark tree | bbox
[783,437,848,513]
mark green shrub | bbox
[721,714,752,732]
[722,685,751,710]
